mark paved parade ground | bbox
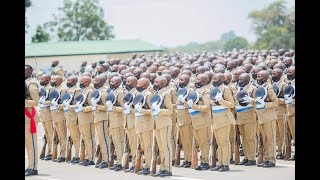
[26,124,295,180]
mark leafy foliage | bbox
[44,0,114,41]
[32,25,50,43]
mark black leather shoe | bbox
[257,161,267,167]
[44,155,52,161]
[95,163,101,168]
[137,167,145,175]
[218,165,230,172]
[153,170,164,177]
[179,161,187,167]
[71,157,80,164]
[239,159,248,165]
[263,161,275,168]
[83,160,95,166]
[142,167,150,175]
[195,162,204,170]
[69,157,77,163]
[25,169,38,176]
[125,166,135,173]
[288,154,295,161]
[230,159,235,164]
[159,170,172,177]
[184,161,191,168]
[25,169,31,173]
[114,164,123,171]
[276,153,284,159]
[244,160,256,166]
[99,162,108,169]
[109,164,118,170]
[210,165,222,171]
[56,157,66,163]
[201,163,210,170]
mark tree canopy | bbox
[44,0,114,41]
[32,25,50,43]
[248,0,295,49]
[224,36,249,51]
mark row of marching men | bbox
[25,64,295,176]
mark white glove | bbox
[51,98,58,107]
[256,97,265,107]
[242,95,253,103]
[91,98,98,107]
[152,102,161,114]
[178,95,186,103]
[123,102,131,114]
[39,96,45,104]
[74,102,83,113]
[284,94,293,104]
[215,92,223,102]
[187,99,193,108]
[106,100,113,111]
[135,103,142,113]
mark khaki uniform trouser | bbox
[238,122,257,161]
[155,126,173,172]
[42,121,53,156]
[214,125,231,166]
[54,120,67,158]
[26,123,38,170]
[276,116,285,153]
[178,123,193,162]
[126,128,137,165]
[137,130,152,167]
[95,121,110,162]
[79,122,95,161]
[68,124,80,158]
[229,124,235,159]
[259,120,277,164]
[110,127,125,164]
[194,127,210,164]
[287,115,295,143]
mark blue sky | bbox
[25,0,295,47]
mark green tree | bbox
[248,0,295,49]
[32,25,50,43]
[44,0,114,41]
[224,37,249,51]
[25,0,32,31]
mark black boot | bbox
[114,164,123,171]
[44,155,52,161]
[239,159,248,165]
[263,161,276,168]
[244,160,256,166]
[257,161,267,167]
[137,167,145,175]
[25,169,38,176]
[159,170,172,177]
[218,165,230,172]
[210,165,222,171]
[83,159,95,166]
[276,153,284,159]
[99,162,108,169]
[184,161,191,168]
[56,157,66,163]
[179,161,187,167]
[109,164,118,170]
[125,166,135,173]
[153,170,164,177]
[142,167,150,175]
[288,154,295,161]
